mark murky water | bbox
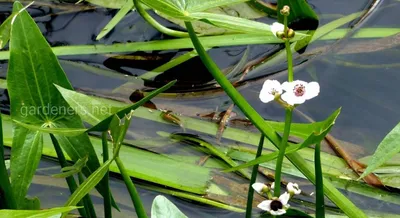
[1,0,400,217]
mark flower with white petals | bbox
[271,22,284,38]
[257,192,291,215]
[287,182,301,195]
[259,80,283,103]
[252,182,269,194]
[281,80,320,106]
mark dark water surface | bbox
[2,0,400,217]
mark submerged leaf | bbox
[360,122,400,179]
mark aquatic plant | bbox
[0,0,399,218]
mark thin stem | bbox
[133,0,189,38]
[315,142,325,217]
[184,21,366,218]
[273,109,292,196]
[50,134,87,217]
[102,132,112,218]
[115,157,148,218]
[245,135,265,218]
[78,172,97,218]
[283,15,293,82]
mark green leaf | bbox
[0,206,79,218]
[0,114,16,209]
[52,156,88,178]
[7,1,116,209]
[64,159,113,210]
[141,0,248,19]
[9,126,43,208]
[108,114,133,156]
[12,119,87,137]
[85,0,127,9]
[96,0,135,40]
[151,195,188,218]
[359,122,400,179]
[225,108,340,172]
[56,80,176,132]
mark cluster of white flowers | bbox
[252,182,302,216]
[259,80,320,106]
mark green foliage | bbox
[226,108,341,172]
[0,114,16,209]
[151,195,188,218]
[85,0,127,9]
[96,0,135,40]
[0,206,79,218]
[7,1,115,208]
[360,122,400,179]
[56,80,176,131]
[52,156,88,178]
[185,21,366,218]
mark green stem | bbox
[185,21,367,218]
[102,132,112,218]
[0,114,16,209]
[50,134,88,217]
[315,142,325,218]
[78,172,97,218]
[273,109,292,196]
[133,0,189,38]
[115,157,148,218]
[245,135,264,218]
[283,15,293,82]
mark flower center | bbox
[269,88,278,95]
[270,200,283,211]
[293,84,305,97]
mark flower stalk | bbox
[245,135,265,218]
[273,6,294,197]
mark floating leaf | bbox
[151,195,188,218]
[85,0,126,9]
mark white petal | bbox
[270,209,286,216]
[271,182,275,190]
[304,82,320,100]
[270,22,284,37]
[281,92,306,105]
[287,182,301,195]
[257,200,272,211]
[259,91,275,103]
[282,80,307,92]
[279,192,291,205]
[252,183,267,194]
[262,80,281,90]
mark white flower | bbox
[281,80,320,105]
[287,182,301,195]
[257,192,291,215]
[259,80,283,103]
[252,182,269,194]
[271,22,284,37]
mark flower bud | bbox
[287,28,295,39]
[280,6,290,16]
